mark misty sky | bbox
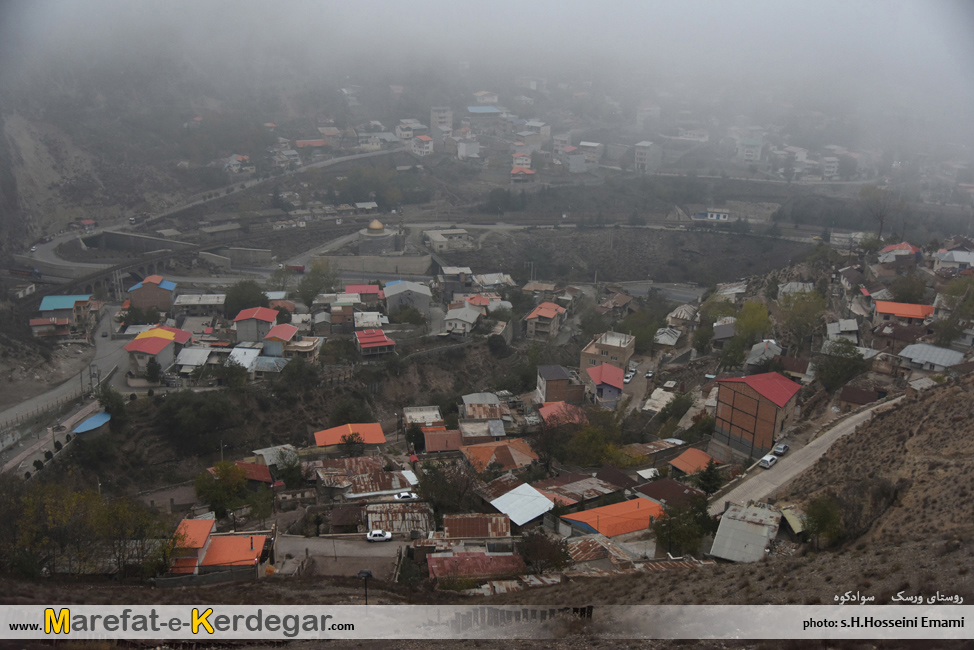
[1,0,972,119]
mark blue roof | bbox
[467,106,501,114]
[128,279,177,292]
[73,411,111,434]
[39,295,92,311]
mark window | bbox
[589,359,596,365]
[601,350,608,356]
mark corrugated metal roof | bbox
[899,343,964,368]
[533,477,620,502]
[427,551,525,580]
[710,503,782,563]
[346,471,415,498]
[475,474,523,502]
[365,503,434,534]
[565,534,634,567]
[489,483,553,526]
[780,506,804,534]
[442,514,511,538]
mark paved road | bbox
[709,397,904,515]
[277,535,407,559]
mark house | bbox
[577,142,604,163]
[125,335,175,376]
[345,471,418,500]
[560,498,662,538]
[654,327,682,347]
[536,365,585,405]
[458,420,506,445]
[487,482,552,527]
[634,478,705,508]
[262,323,298,357]
[354,329,396,356]
[442,514,511,539]
[821,156,839,178]
[714,372,801,459]
[524,302,566,339]
[596,292,635,319]
[234,307,279,342]
[580,331,636,371]
[198,535,268,576]
[745,340,783,373]
[668,448,720,477]
[456,139,480,160]
[737,139,763,163]
[510,166,535,183]
[384,281,433,316]
[38,294,92,332]
[774,355,813,384]
[564,534,636,574]
[411,135,433,156]
[896,343,964,375]
[314,423,387,448]
[690,209,730,222]
[365,503,434,535]
[710,502,781,563]
[585,363,625,409]
[173,294,226,317]
[404,405,444,429]
[445,305,481,334]
[29,317,71,339]
[711,317,737,350]
[933,250,974,273]
[460,438,538,473]
[473,91,498,104]
[426,550,526,582]
[512,152,532,168]
[826,319,859,344]
[207,461,273,487]
[344,284,383,306]
[425,229,475,253]
[872,301,934,327]
[838,386,881,412]
[531,475,621,509]
[872,323,927,354]
[128,275,177,313]
[423,428,463,453]
[633,141,662,173]
[839,267,867,293]
[666,304,699,329]
[537,402,587,428]
[461,392,503,420]
[169,519,216,575]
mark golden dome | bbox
[367,219,384,232]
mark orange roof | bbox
[124,336,172,355]
[169,557,199,575]
[264,323,298,342]
[200,535,266,567]
[513,152,530,158]
[415,135,433,142]
[466,295,491,307]
[511,166,535,174]
[174,519,215,549]
[538,401,588,426]
[143,274,165,285]
[873,301,934,319]
[314,422,387,447]
[562,498,662,537]
[669,448,719,475]
[526,301,565,320]
[460,438,538,472]
[234,307,279,322]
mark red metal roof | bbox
[669,448,719,475]
[264,323,298,342]
[538,401,587,426]
[586,363,624,390]
[879,242,920,255]
[355,329,396,349]
[719,372,801,407]
[511,166,535,174]
[427,551,525,580]
[345,284,382,295]
[234,307,279,322]
[314,422,387,447]
[525,301,565,320]
[442,514,511,538]
[155,325,192,345]
[174,519,215,549]
[423,429,463,453]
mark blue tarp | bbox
[73,411,111,434]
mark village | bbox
[2,61,974,610]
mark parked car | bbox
[623,372,634,384]
[645,370,654,379]
[366,530,392,542]
[101,331,108,338]
[758,455,778,469]
[773,443,790,456]
[29,246,36,253]
[393,491,419,501]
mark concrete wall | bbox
[84,231,195,254]
[199,251,232,270]
[221,247,273,267]
[315,254,432,275]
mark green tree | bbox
[390,305,426,325]
[267,267,296,292]
[517,530,570,573]
[780,291,827,354]
[416,461,480,518]
[340,432,365,457]
[225,280,269,320]
[276,448,308,489]
[215,358,249,389]
[330,398,373,427]
[651,495,716,556]
[250,486,274,527]
[96,385,127,432]
[693,459,723,496]
[194,462,248,519]
[145,358,162,383]
[736,302,772,345]
[297,261,338,310]
[692,325,713,353]
[720,336,748,367]
[802,493,843,549]
[890,273,927,304]
[816,339,867,391]
[406,424,425,452]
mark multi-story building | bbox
[580,331,635,371]
[633,141,662,173]
[412,135,433,156]
[553,132,571,155]
[578,141,605,164]
[430,107,453,146]
[737,139,763,163]
[822,156,840,178]
[524,302,566,339]
[714,372,800,459]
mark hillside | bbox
[442,228,812,287]
[480,377,974,608]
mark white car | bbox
[758,455,778,469]
[393,491,419,501]
[623,372,634,384]
[366,530,392,542]
[645,370,654,379]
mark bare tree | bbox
[859,185,904,239]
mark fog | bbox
[1,0,973,142]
